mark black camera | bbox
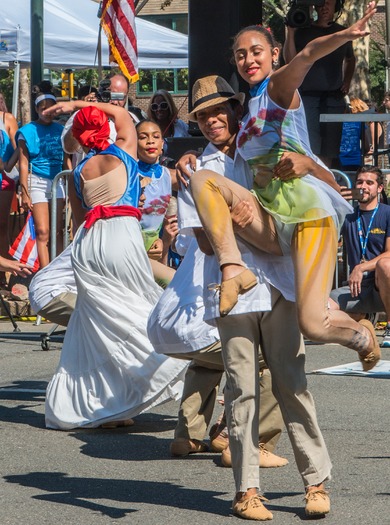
[97,79,126,103]
[285,0,324,28]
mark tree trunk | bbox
[19,67,30,126]
[339,0,371,100]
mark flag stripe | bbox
[101,0,138,82]
[107,3,138,66]
[104,13,137,75]
[9,212,40,272]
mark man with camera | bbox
[102,73,146,124]
[61,73,145,163]
[330,166,390,349]
[283,0,355,168]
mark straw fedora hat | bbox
[188,75,245,122]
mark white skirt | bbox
[45,216,187,429]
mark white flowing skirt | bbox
[45,216,187,430]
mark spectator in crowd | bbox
[283,0,355,167]
[105,72,146,124]
[0,255,32,278]
[330,165,390,348]
[0,91,19,289]
[16,81,71,268]
[339,97,377,171]
[147,89,190,140]
[77,85,98,102]
[41,98,186,430]
[382,91,390,157]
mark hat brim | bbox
[188,92,245,122]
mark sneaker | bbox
[382,325,390,348]
[221,444,288,469]
[232,494,273,521]
[305,488,330,516]
[209,411,229,452]
[170,438,208,457]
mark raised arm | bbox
[43,100,137,159]
[270,2,376,109]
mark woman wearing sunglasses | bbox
[147,89,190,140]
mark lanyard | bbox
[357,204,379,262]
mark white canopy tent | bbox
[0,0,188,114]
[0,0,188,69]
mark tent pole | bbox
[12,61,20,119]
[30,0,44,120]
[98,25,103,81]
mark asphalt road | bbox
[0,320,389,525]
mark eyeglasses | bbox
[150,101,169,112]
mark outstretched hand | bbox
[42,101,77,116]
[0,257,33,278]
[344,1,376,41]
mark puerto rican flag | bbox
[9,212,40,272]
[101,0,139,82]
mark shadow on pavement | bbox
[4,472,230,518]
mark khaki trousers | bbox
[38,292,77,327]
[169,342,284,451]
[217,287,332,493]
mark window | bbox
[141,14,188,35]
[137,14,188,96]
[137,68,188,96]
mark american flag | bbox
[101,0,139,82]
[9,212,40,273]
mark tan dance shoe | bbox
[305,487,330,516]
[358,319,381,371]
[170,438,209,457]
[219,269,257,317]
[221,444,288,468]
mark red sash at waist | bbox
[84,205,142,230]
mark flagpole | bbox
[97,2,103,82]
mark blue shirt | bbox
[16,121,64,179]
[342,203,390,277]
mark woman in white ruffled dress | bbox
[42,100,186,430]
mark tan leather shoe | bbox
[232,494,273,521]
[170,438,209,457]
[305,488,330,516]
[209,412,229,452]
[259,444,289,468]
[219,269,257,317]
[221,444,288,468]
[358,319,381,371]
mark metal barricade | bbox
[50,169,72,260]
[331,169,352,287]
